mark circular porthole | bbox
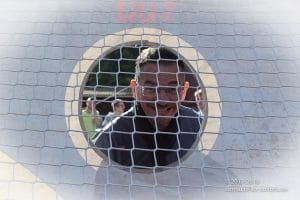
[65,28,220,171]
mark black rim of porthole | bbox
[78,41,208,172]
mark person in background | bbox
[194,88,205,118]
[102,99,125,127]
[82,97,101,138]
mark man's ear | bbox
[180,81,189,101]
[130,79,137,99]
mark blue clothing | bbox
[92,104,202,167]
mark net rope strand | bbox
[81,36,206,199]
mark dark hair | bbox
[135,47,186,81]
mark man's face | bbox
[115,102,125,114]
[86,98,94,110]
[135,62,185,130]
[199,93,205,111]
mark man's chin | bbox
[156,117,172,131]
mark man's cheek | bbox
[143,104,156,116]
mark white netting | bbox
[85,45,203,166]
[75,34,228,200]
[1,1,300,199]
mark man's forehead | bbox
[87,98,95,103]
[139,71,179,78]
[139,63,184,78]
[141,62,182,73]
[139,73,184,86]
[138,63,185,84]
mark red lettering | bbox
[116,1,127,23]
[163,1,176,22]
[128,0,136,23]
[116,0,176,23]
[117,1,136,23]
[138,1,156,23]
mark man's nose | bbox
[157,88,177,101]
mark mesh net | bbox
[1,1,299,198]
[79,43,217,199]
[82,45,204,161]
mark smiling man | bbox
[92,47,202,167]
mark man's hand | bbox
[95,115,101,127]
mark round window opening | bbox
[79,41,208,169]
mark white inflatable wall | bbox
[0,0,299,200]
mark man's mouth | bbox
[156,105,173,116]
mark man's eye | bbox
[143,87,155,93]
[147,87,156,92]
[165,88,177,94]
